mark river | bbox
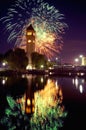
[0,74,86,130]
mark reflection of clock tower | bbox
[26,24,35,67]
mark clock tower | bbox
[26,24,35,67]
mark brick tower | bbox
[26,24,35,67]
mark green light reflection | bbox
[0,79,67,130]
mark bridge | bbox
[0,65,86,77]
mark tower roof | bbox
[27,24,35,32]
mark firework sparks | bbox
[0,0,67,58]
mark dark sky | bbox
[0,0,86,64]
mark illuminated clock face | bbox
[27,32,32,35]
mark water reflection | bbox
[1,76,8,85]
[30,79,66,130]
[0,75,67,130]
[1,96,30,130]
[72,76,85,93]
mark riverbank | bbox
[0,68,86,78]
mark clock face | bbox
[27,32,32,35]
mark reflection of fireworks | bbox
[1,0,67,58]
[0,79,67,130]
[30,79,67,129]
[34,79,63,115]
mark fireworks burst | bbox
[0,0,67,58]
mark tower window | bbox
[27,32,32,35]
[28,40,31,43]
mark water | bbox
[58,77,86,130]
[0,74,86,130]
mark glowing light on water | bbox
[79,84,83,93]
[75,77,79,88]
[72,77,84,93]
[55,80,58,89]
[31,79,66,129]
[40,77,44,83]
[0,79,67,130]
[2,79,6,85]
[72,78,75,84]
[1,77,8,85]
[82,79,85,83]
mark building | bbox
[26,24,35,67]
[81,56,86,66]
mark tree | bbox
[31,52,47,69]
[4,48,28,70]
[0,53,3,63]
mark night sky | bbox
[0,0,86,64]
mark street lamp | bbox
[79,54,83,58]
[48,59,50,62]
[74,58,79,66]
[56,57,58,61]
[40,65,44,69]
[2,62,6,67]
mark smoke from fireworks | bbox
[0,0,67,58]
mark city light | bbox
[74,58,79,62]
[74,55,84,66]
[79,54,83,58]
[40,65,44,69]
